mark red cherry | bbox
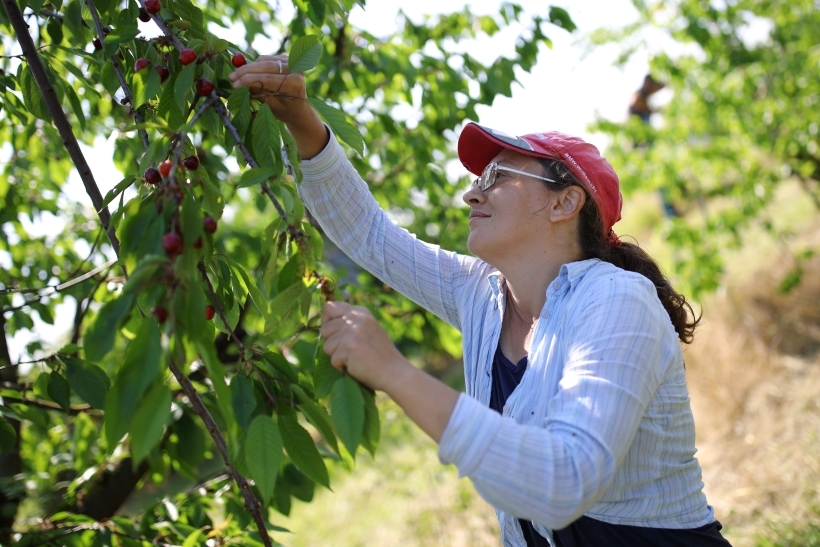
[231,53,247,68]
[205,305,215,321]
[162,232,183,255]
[179,48,197,66]
[196,78,214,97]
[193,237,203,249]
[134,58,151,72]
[203,215,217,234]
[158,160,173,178]
[152,306,168,323]
[155,65,170,83]
[138,7,151,21]
[144,168,161,185]
[182,155,200,171]
[144,0,160,14]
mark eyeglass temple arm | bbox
[496,165,556,183]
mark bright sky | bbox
[347,0,652,150]
[6,0,658,362]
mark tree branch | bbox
[167,359,273,547]
[1,0,121,256]
[0,314,22,547]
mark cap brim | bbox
[458,123,556,176]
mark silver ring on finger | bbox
[277,59,283,73]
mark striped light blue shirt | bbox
[297,133,715,547]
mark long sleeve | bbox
[439,271,674,530]
[296,131,488,331]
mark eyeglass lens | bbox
[471,163,497,192]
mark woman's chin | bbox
[467,234,492,262]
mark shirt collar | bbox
[486,258,601,298]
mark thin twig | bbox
[167,359,272,547]
[84,0,150,150]
[1,266,117,314]
[139,0,186,51]
[1,0,121,256]
[0,396,95,415]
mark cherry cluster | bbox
[118,0,257,325]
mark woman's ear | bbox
[549,186,586,223]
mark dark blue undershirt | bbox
[488,345,732,547]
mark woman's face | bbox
[462,149,556,265]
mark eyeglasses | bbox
[471,162,556,192]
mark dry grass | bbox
[686,252,820,546]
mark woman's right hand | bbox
[228,54,328,159]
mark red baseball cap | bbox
[458,122,623,240]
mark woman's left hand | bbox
[319,301,409,392]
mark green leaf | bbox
[237,167,275,188]
[0,420,16,454]
[227,86,251,138]
[307,98,364,155]
[313,346,342,398]
[330,375,364,457]
[181,192,203,251]
[198,170,225,216]
[175,413,206,469]
[101,175,135,210]
[288,35,323,73]
[158,72,186,129]
[47,371,71,412]
[278,120,302,183]
[245,415,283,502]
[129,382,171,464]
[121,255,168,294]
[195,341,232,419]
[175,61,197,113]
[62,357,110,409]
[83,292,136,363]
[548,6,577,32]
[181,529,203,547]
[115,319,162,417]
[261,351,299,384]
[133,63,162,109]
[306,0,326,27]
[251,106,282,174]
[231,374,257,430]
[62,81,86,130]
[103,25,139,46]
[225,256,268,315]
[20,65,49,120]
[267,282,305,332]
[278,414,329,488]
[360,386,380,457]
[294,386,339,455]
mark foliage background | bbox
[1,0,819,545]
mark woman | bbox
[229,56,732,547]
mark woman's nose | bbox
[462,185,486,206]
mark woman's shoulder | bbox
[565,259,662,309]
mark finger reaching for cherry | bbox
[228,54,310,126]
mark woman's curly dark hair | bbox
[537,158,701,344]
